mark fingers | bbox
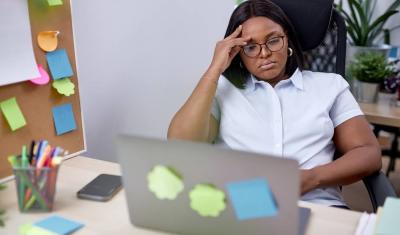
[229,46,241,58]
[225,25,243,40]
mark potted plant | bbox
[336,0,400,62]
[349,51,395,102]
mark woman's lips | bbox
[259,62,276,70]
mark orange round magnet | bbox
[37,31,59,52]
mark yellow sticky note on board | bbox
[47,0,63,6]
[0,97,27,131]
[37,31,59,52]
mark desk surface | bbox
[0,156,362,235]
[359,101,400,128]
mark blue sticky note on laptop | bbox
[46,49,74,80]
[227,178,278,220]
[52,103,77,135]
[34,215,83,235]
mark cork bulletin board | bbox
[0,0,85,179]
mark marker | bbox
[21,145,29,168]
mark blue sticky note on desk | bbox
[376,197,400,235]
[46,49,74,80]
[227,178,278,220]
[34,215,83,235]
[52,103,77,135]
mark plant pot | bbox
[354,80,379,103]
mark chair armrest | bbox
[362,171,397,212]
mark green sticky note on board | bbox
[52,78,75,96]
[189,184,226,217]
[0,97,27,131]
[47,0,63,6]
[376,197,400,235]
[147,165,184,200]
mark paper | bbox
[47,0,63,6]
[52,103,77,135]
[38,31,59,52]
[30,64,50,85]
[0,97,27,131]
[0,0,40,86]
[227,178,278,220]
[375,197,400,235]
[20,223,57,235]
[189,184,226,217]
[354,212,377,235]
[34,215,84,235]
[46,49,74,80]
[52,78,75,96]
[147,165,184,200]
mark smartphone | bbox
[77,174,122,201]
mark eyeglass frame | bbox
[241,35,286,58]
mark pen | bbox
[29,140,35,164]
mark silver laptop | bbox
[116,135,306,235]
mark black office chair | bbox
[373,124,400,177]
[270,0,397,212]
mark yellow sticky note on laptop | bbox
[0,97,27,131]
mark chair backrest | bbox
[303,10,347,77]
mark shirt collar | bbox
[245,68,303,93]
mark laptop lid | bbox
[116,135,300,235]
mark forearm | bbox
[311,145,381,189]
[167,68,220,142]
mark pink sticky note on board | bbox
[30,64,50,85]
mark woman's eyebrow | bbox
[264,31,282,39]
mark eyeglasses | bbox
[242,36,285,58]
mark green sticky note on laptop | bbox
[375,197,400,235]
[0,97,27,131]
[47,0,63,6]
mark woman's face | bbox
[239,16,289,85]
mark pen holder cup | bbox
[13,166,59,212]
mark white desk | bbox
[0,156,363,235]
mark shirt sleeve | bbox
[211,97,221,121]
[329,76,364,127]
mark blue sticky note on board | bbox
[34,215,84,235]
[227,178,278,220]
[52,103,77,135]
[46,49,74,80]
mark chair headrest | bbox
[270,0,334,51]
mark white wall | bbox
[72,0,400,162]
[71,0,234,161]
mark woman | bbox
[168,0,381,207]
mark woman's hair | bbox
[223,0,304,88]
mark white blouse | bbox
[211,69,363,206]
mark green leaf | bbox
[350,0,369,45]
[367,10,399,44]
[387,0,400,12]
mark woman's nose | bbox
[260,44,272,58]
